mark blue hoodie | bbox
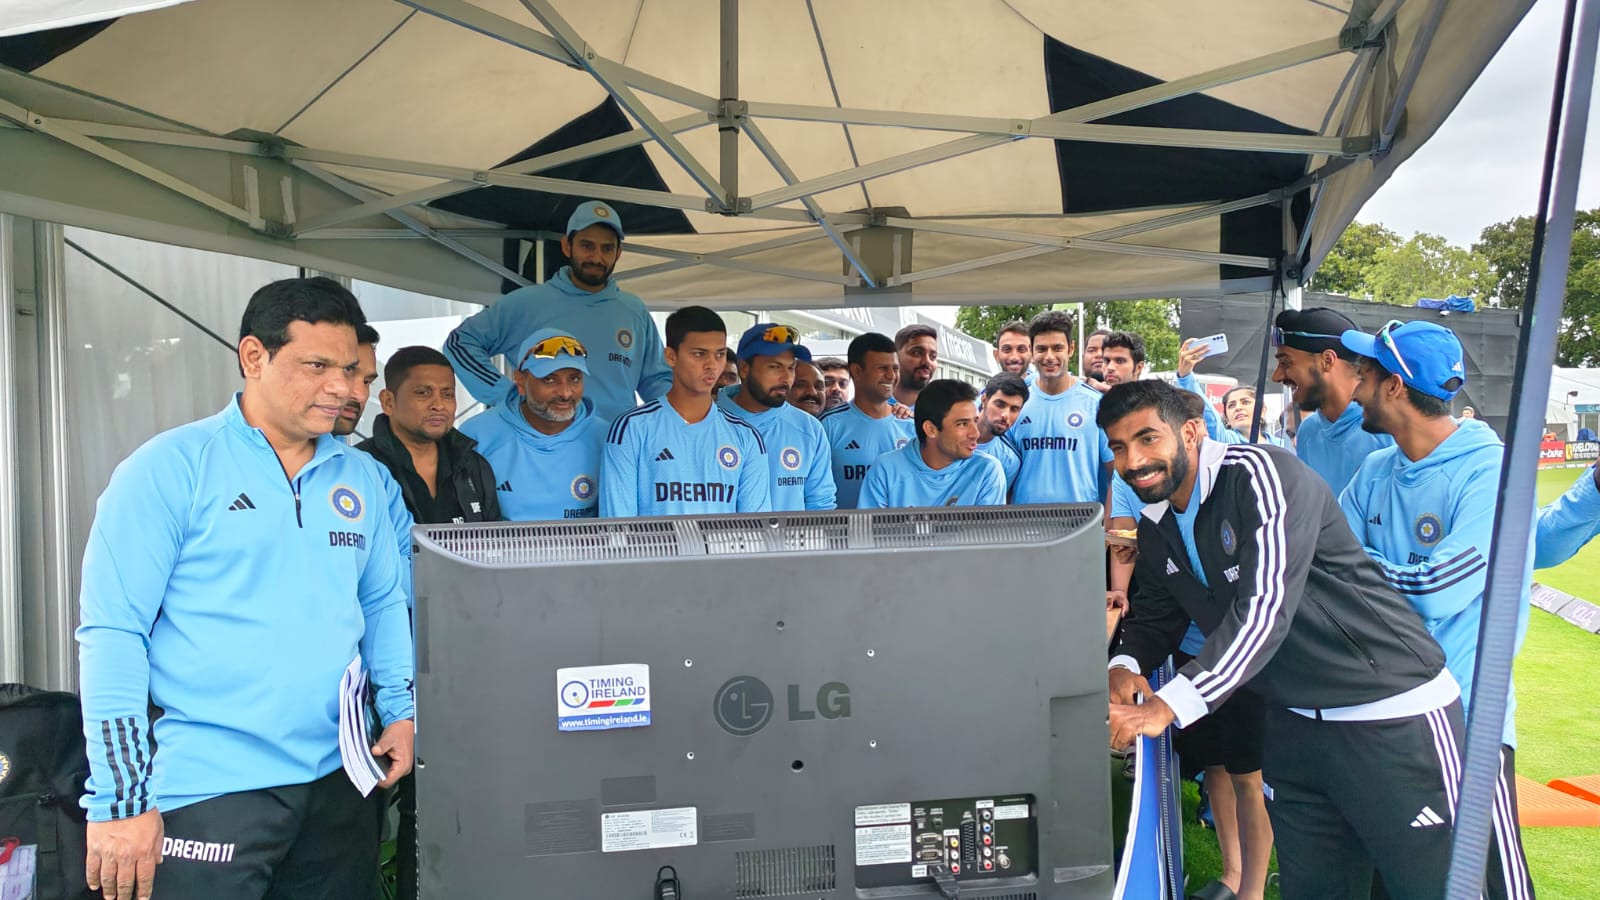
[1339,419,1530,746]
[1297,401,1394,493]
[1534,464,1600,568]
[442,267,671,419]
[77,395,414,820]
[715,385,836,511]
[857,442,1006,509]
[458,392,608,521]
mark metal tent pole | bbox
[0,215,20,682]
[1445,0,1598,894]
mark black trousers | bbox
[155,770,378,900]
[1262,701,1534,900]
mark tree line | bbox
[956,211,1600,368]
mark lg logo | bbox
[713,676,851,736]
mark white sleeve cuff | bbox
[1156,674,1210,728]
[1107,655,1142,674]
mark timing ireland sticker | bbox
[558,664,651,732]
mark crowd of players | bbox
[69,200,1600,900]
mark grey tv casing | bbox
[412,505,1111,898]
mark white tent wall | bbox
[0,219,488,687]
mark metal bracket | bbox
[1340,24,1386,51]
[717,99,747,128]
[1340,135,1377,156]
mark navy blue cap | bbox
[1339,320,1466,400]
[736,323,812,362]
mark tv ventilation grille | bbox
[734,844,836,897]
[422,506,1100,566]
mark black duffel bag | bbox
[0,684,97,899]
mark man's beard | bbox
[748,381,787,409]
[571,260,614,288]
[332,403,362,437]
[1296,372,1327,412]
[1359,396,1387,435]
[1088,362,1104,379]
[1123,450,1190,504]
[903,369,932,391]
[526,396,577,423]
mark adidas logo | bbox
[1165,558,1180,575]
[844,440,861,450]
[497,480,512,492]
[1368,513,1383,525]
[1409,806,1445,828]
[655,448,675,462]
[227,493,256,511]
[1018,416,1032,425]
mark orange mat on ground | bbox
[1548,775,1600,806]
[1516,775,1600,827]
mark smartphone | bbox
[1191,333,1229,356]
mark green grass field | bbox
[1177,466,1600,899]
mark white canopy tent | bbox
[0,0,1536,309]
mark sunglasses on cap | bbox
[761,325,801,344]
[1376,320,1416,380]
[526,336,588,361]
[1271,327,1341,347]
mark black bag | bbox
[0,684,97,900]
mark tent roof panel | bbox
[34,0,409,135]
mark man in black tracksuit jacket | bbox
[1100,380,1485,900]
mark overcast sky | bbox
[1357,0,1600,246]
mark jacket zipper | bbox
[273,455,303,528]
[1312,596,1379,670]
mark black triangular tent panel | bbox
[429,98,693,290]
[0,20,114,72]
[1045,38,1307,273]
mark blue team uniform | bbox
[1008,380,1113,505]
[1534,465,1600,568]
[715,385,835,511]
[442,267,671,420]
[1297,401,1394,493]
[601,399,772,516]
[974,435,1021,487]
[1339,419,1530,746]
[76,395,414,821]
[820,402,917,509]
[1175,373,1244,445]
[1109,472,1140,520]
[458,393,608,521]
[857,443,1006,509]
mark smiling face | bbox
[1104,406,1204,505]
[513,367,582,426]
[1031,330,1074,388]
[926,399,980,462]
[790,360,826,416]
[561,223,621,291]
[850,350,900,405]
[995,330,1032,375]
[239,320,358,444]
[1272,344,1331,412]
